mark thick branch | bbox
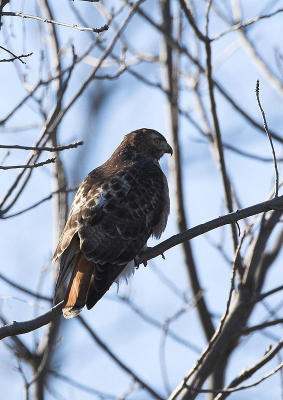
[136,195,283,266]
[0,196,282,341]
[0,302,63,340]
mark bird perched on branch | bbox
[53,128,172,318]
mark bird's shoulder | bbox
[76,157,164,204]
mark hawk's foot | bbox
[134,245,152,268]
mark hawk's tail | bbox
[86,263,125,310]
[62,255,94,319]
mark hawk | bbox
[53,128,172,318]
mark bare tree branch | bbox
[214,340,283,400]
[127,1,283,143]
[0,140,83,152]
[0,196,282,340]
[160,0,215,348]
[255,80,279,197]
[212,8,283,42]
[0,46,32,63]
[242,318,283,335]
[137,195,283,266]
[252,285,283,304]
[0,187,77,219]
[2,11,109,32]
[0,157,55,170]
[0,302,63,340]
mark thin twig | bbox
[0,187,78,219]
[221,141,283,163]
[176,361,283,396]
[0,82,41,126]
[2,12,109,33]
[179,0,206,41]
[0,141,83,152]
[231,2,283,98]
[242,318,283,335]
[0,157,55,170]
[161,0,215,347]
[205,1,240,259]
[0,272,51,302]
[214,340,283,400]
[0,45,32,64]
[53,0,146,126]
[113,296,201,352]
[128,1,283,143]
[252,285,283,304]
[255,80,279,197]
[212,9,283,41]
[0,40,77,214]
[0,53,33,63]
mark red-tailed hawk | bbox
[53,128,172,318]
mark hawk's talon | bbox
[161,253,165,260]
[134,256,140,269]
[134,257,148,268]
[135,245,152,268]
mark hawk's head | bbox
[124,128,173,160]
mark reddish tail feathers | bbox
[63,255,94,319]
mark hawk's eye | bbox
[153,138,161,145]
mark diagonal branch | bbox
[137,194,283,266]
[0,195,282,340]
[214,339,283,400]
[0,302,63,340]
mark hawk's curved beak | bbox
[166,144,173,156]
